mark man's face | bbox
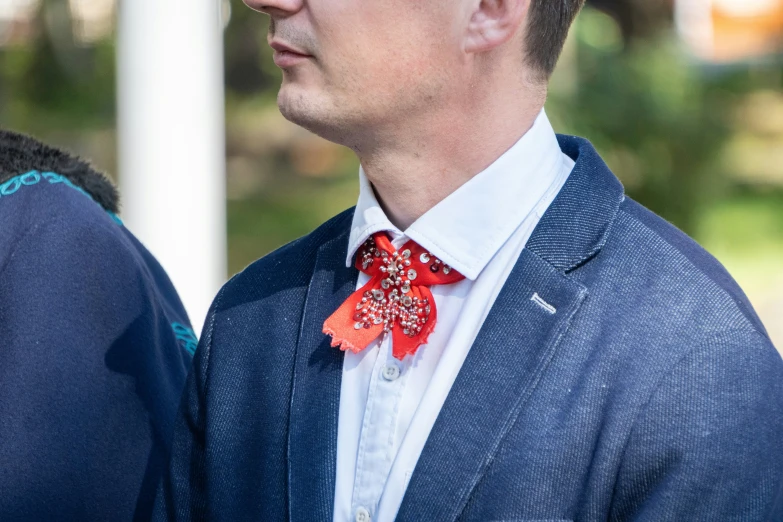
[244,0,466,147]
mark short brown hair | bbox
[525,0,586,79]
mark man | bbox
[0,130,195,521]
[157,0,783,520]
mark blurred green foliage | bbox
[0,1,115,132]
[548,8,783,233]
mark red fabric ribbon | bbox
[323,232,465,360]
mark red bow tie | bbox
[323,232,465,360]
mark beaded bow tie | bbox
[323,232,465,360]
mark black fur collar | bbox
[0,130,119,214]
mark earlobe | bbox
[463,0,530,54]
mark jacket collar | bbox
[288,135,624,521]
[0,130,119,213]
[526,134,625,271]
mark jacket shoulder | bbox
[608,196,766,336]
[0,173,124,266]
[0,173,193,336]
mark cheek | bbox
[314,3,457,104]
[335,28,450,89]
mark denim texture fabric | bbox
[0,176,193,521]
[156,135,783,522]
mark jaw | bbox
[274,50,472,154]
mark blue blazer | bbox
[0,132,194,521]
[156,136,783,521]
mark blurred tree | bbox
[549,6,782,234]
[1,0,114,132]
[587,0,672,42]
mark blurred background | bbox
[0,0,781,347]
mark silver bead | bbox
[402,249,411,259]
[402,296,413,307]
[407,269,418,281]
[401,282,411,293]
[354,322,363,330]
[372,289,384,301]
[443,265,452,275]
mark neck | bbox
[355,78,546,231]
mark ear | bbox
[463,0,530,54]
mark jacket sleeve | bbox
[0,212,191,521]
[610,328,783,521]
[153,285,226,522]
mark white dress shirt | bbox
[332,110,575,522]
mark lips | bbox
[269,40,313,68]
[272,49,312,68]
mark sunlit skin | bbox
[244,0,545,230]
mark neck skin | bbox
[354,60,547,231]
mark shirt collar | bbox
[346,110,567,280]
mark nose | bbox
[243,0,303,16]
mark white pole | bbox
[117,0,227,335]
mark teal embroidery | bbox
[107,212,124,226]
[0,176,22,195]
[172,322,198,356]
[0,170,123,225]
[21,171,41,185]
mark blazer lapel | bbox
[395,249,588,521]
[396,135,625,522]
[287,228,358,522]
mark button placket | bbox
[350,335,409,518]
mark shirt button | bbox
[382,363,401,381]
[355,507,371,522]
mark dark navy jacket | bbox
[0,132,195,521]
[156,136,783,521]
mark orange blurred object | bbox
[676,0,783,62]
